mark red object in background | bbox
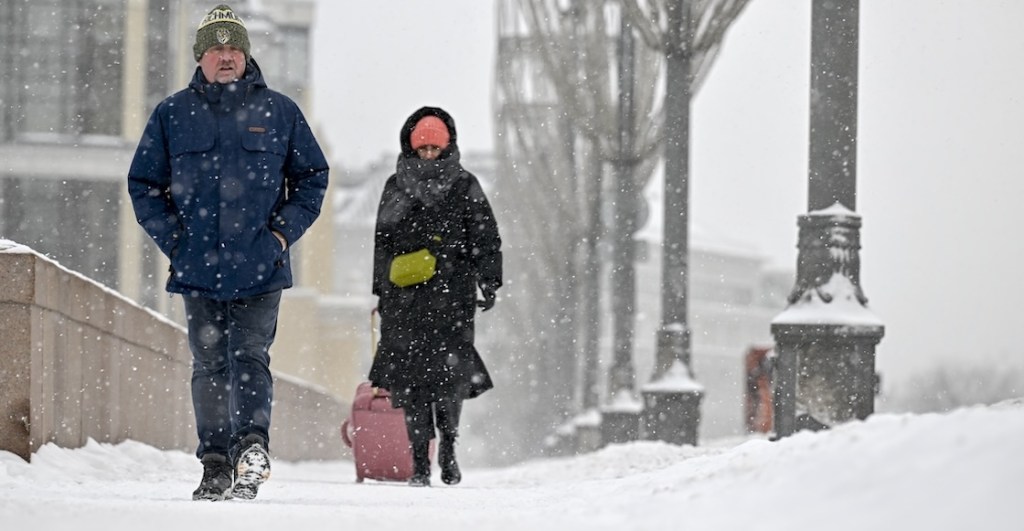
[744,346,774,433]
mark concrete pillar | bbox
[118,0,148,302]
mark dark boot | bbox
[408,439,431,487]
[436,398,462,485]
[192,453,234,501]
[439,435,461,485]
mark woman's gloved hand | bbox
[476,283,497,311]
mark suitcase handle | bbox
[371,307,378,358]
[341,418,354,448]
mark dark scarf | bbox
[394,147,464,209]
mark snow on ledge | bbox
[0,239,33,253]
[0,239,184,331]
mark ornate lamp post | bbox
[771,0,883,437]
[602,9,644,445]
[641,0,703,446]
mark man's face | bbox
[199,45,246,84]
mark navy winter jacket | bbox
[128,60,329,300]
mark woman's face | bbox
[416,145,443,160]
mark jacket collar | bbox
[189,58,267,97]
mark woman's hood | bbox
[389,107,466,211]
[399,106,459,158]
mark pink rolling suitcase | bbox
[340,309,433,482]
[340,381,419,482]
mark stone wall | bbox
[0,242,349,462]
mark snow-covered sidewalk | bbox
[2,400,1021,531]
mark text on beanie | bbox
[193,4,251,62]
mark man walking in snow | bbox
[127,4,329,501]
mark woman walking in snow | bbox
[370,106,502,487]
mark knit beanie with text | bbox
[193,4,251,62]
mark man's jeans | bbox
[184,290,281,459]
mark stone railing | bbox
[0,241,348,462]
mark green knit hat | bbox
[193,4,250,62]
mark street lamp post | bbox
[771,0,883,437]
[602,10,643,445]
[641,0,703,446]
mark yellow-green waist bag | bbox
[389,248,437,287]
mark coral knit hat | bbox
[410,116,451,150]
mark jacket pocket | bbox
[232,228,287,290]
[168,130,215,157]
[242,128,288,190]
[241,127,288,156]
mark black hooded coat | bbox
[368,107,502,408]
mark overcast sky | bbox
[310,0,1024,384]
[309,0,496,165]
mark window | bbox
[2,0,125,139]
[1,176,120,288]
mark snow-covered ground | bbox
[2,400,1020,530]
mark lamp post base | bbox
[576,423,603,453]
[600,410,642,445]
[642,389,703,446]
[771,322,883,438]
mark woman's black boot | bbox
[439,435,461,485]
[408,439,431,487]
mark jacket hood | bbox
[399,106,458,159]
